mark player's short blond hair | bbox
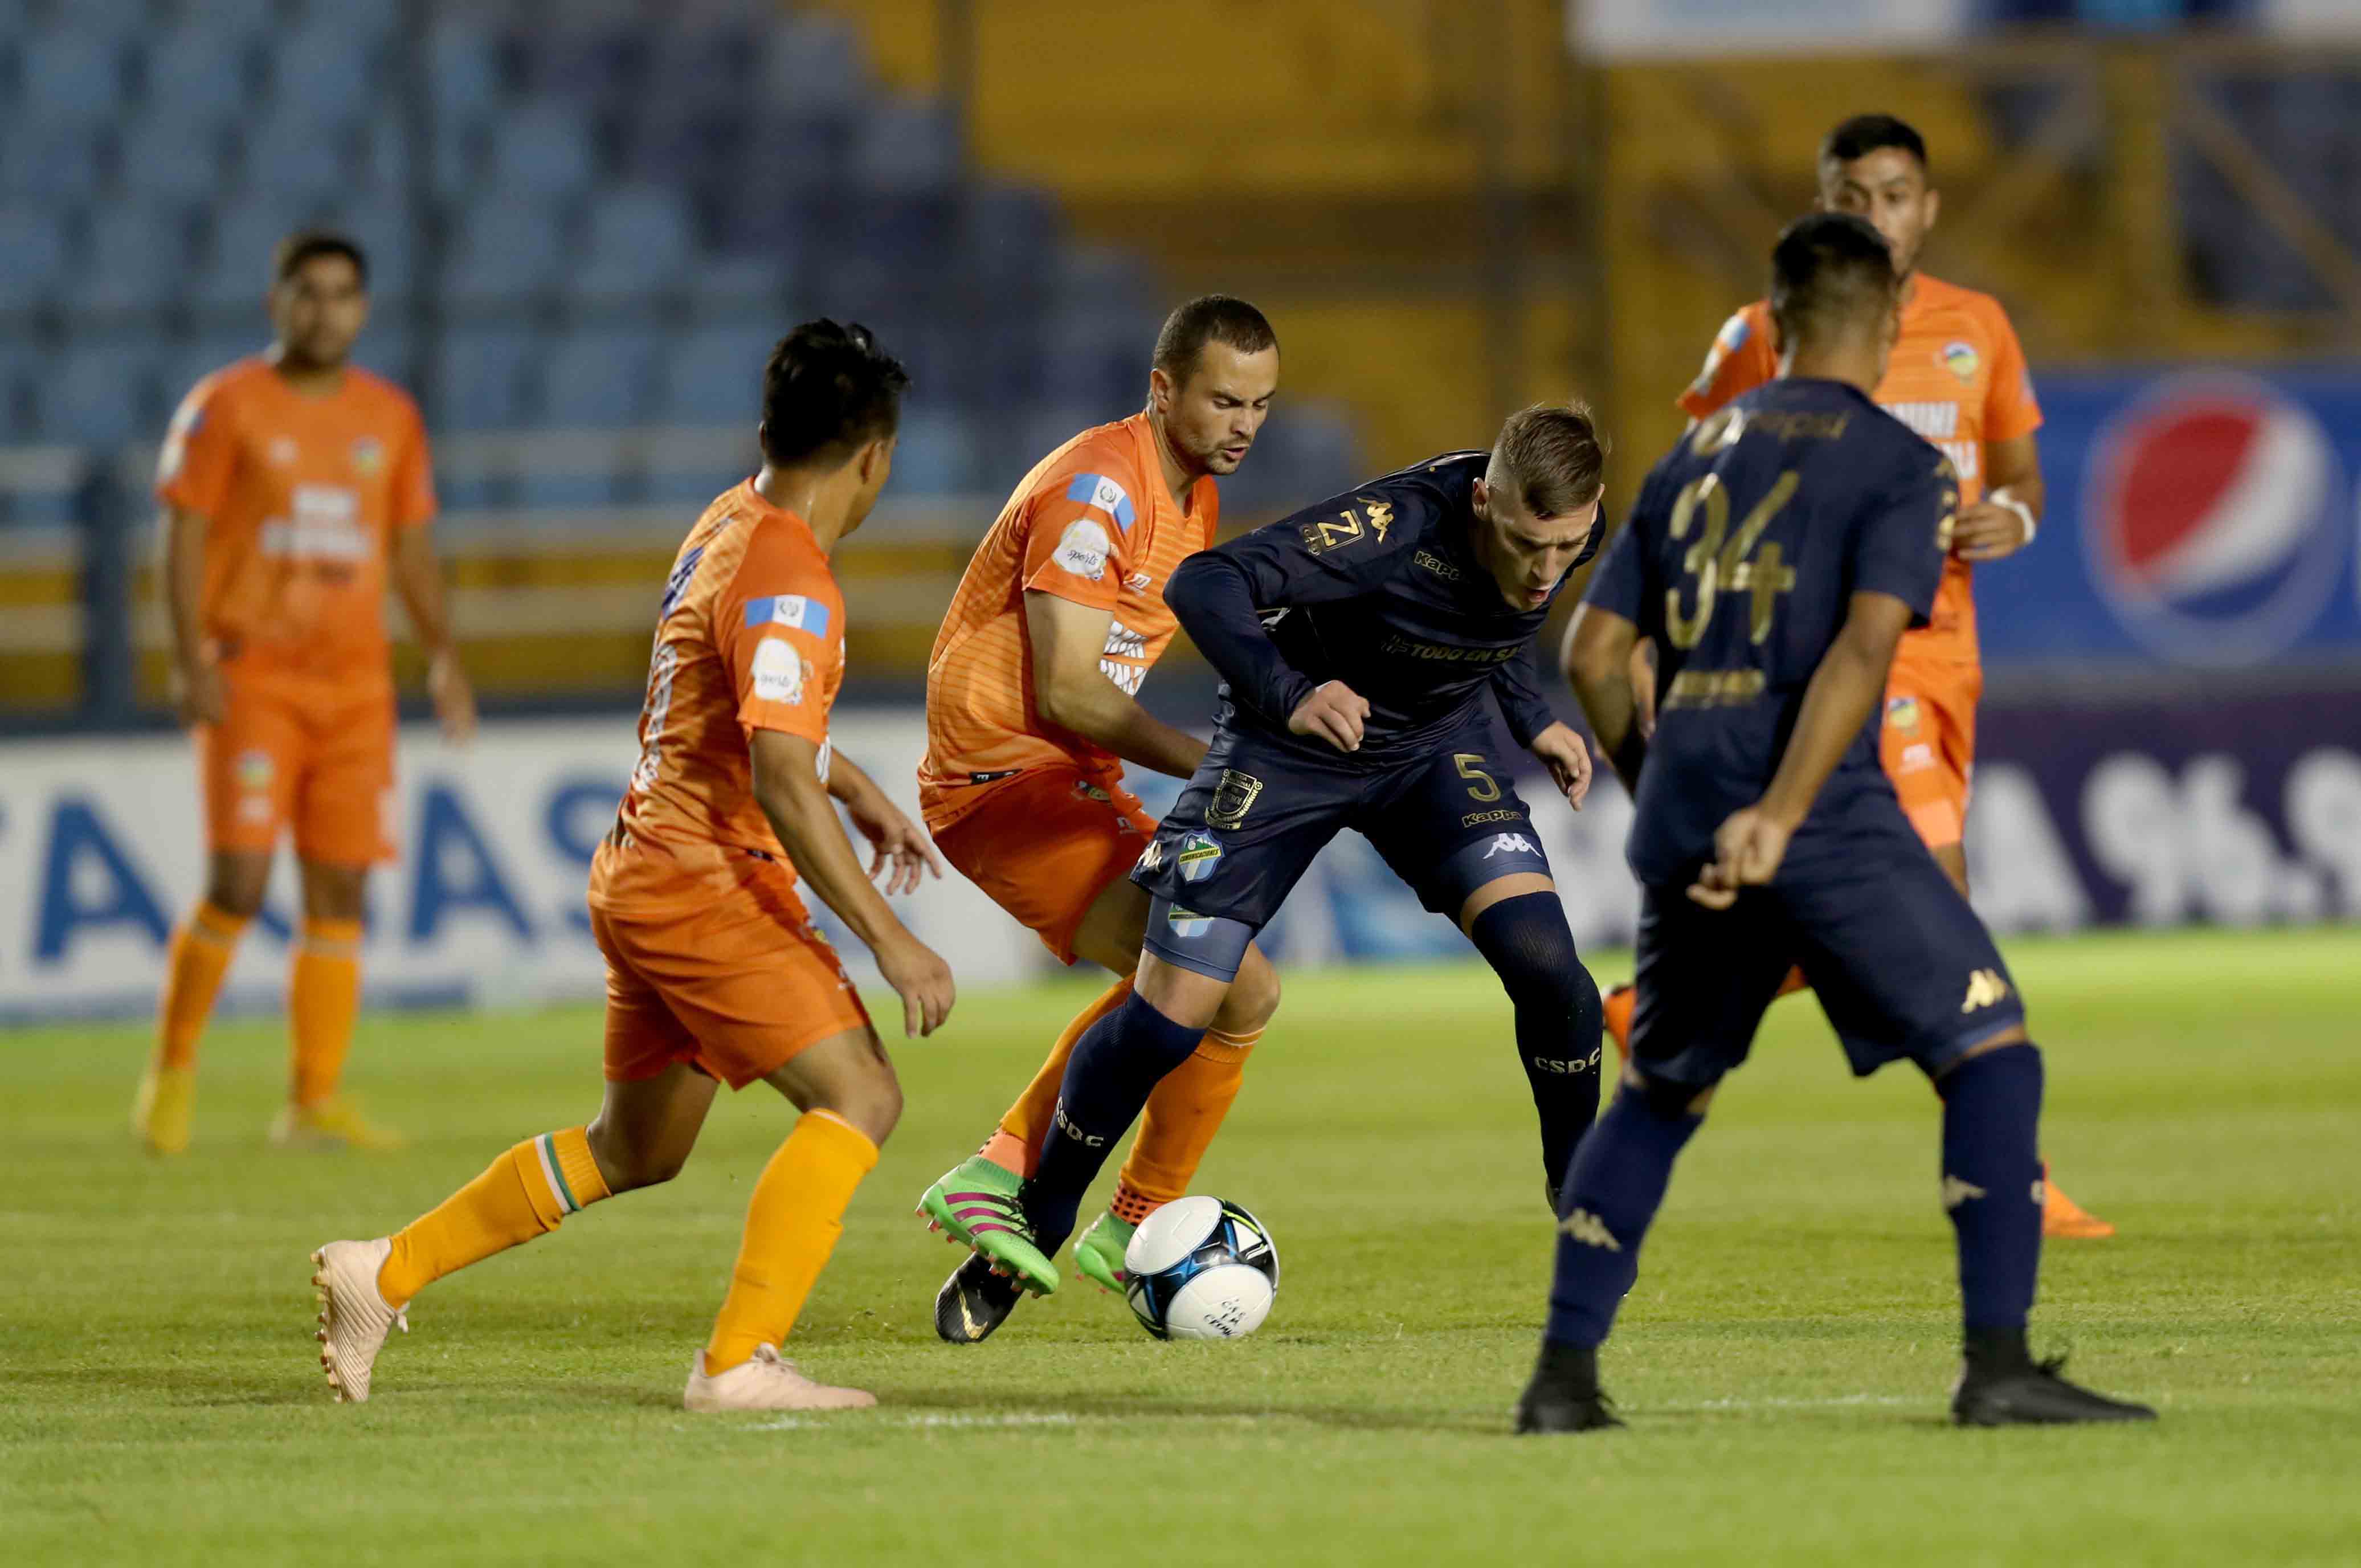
[1489,403,1606,519]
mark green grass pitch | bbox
[5,928,2359,1566]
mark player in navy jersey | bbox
[1516,213,2152,1433]
[951,406,1615,1293]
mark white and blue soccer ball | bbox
[1123,1195,1279,1341]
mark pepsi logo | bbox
[2085,375,2347,667]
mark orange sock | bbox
[154,901,250,1071]
[377,1126,611,1306]
[987,975,1134,1176]
[1111,1025,1259,1222]
[289,917,363,1107]
[1776,967,1808,999]
[705,1110,879,1373]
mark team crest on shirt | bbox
[1940,341,1980,381]
[350,436,386,476]
[235,749,274,790]
[751,637,804,705]
[1885,695,1922,733]
[1175,831,1224,884]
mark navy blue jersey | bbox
[1584,378,1954,884]
[1165,452,1599,762]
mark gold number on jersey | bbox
[1455,753,1502,802]
[1664,469,1801,650]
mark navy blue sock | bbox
[1937,1042,2045,1337]
[1543,1086,1702,1349]
[1467,892,1604,1200]
[1023,991,1206,1257]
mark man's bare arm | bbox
[1954,434,2044,563]
[160,504,220,726]
[1562,603,1647,797]
[391,524,475,741]
[1024,591,1206,779]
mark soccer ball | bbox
[1122,1195,1279,1341]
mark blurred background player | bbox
[996,407,1612,1288]
[1605,112,2111,1240]
[1526,212,2151,1433]
[310,320,955,1412]
[914,297,1284,1339]
[132,231,474,1155]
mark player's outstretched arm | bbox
[160,504,223,728]
[1953,435,2044,562]
[1022,590,1207,779]
[391,525,475,744]
[1562,603,1647,797]
[750,729,953,1038]
[824,751,946,898]
[1690,589,1914,909]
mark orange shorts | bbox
[1880,654,1981,851]
[928,766,1155,964]
[589,838,872,1090]
[197,665,394,864]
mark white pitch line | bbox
[1664,1393,1917,1412]
[747,1411,1084,1432]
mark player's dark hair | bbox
[759,318,911,467]
[1769,212,1899,352]
[272,230,369,289]
[1151,295,1278,386]
[1489,402,1607,517]
[1820,113,1928,174]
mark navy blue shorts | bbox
[1629,816,2027,1088]
[1132,720,1552,956]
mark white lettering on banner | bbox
[1960,765,2090,933]
[2073,750,2346,926]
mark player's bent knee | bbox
[204,854,272,918]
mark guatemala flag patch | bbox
[745,594,831,637]
[1065,473,1137,532]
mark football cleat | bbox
[132,1062,196,1155]
[915,1154,1057,1296]
[2041,1173,2116,1239]
[684,1344,874,1412]
[311,1238,407,1403]
[1602,983,1635,1067]
[933,1252,1028,1345]
[1073,1211,1136,1294]
[1951,1353,2156,1427]
[272,1097,407,1152]
[1514,1340,1625,1434]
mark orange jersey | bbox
[157,357,435,680]
[919,412,1217,829]
[610,480,847,879]
[1677,273,2041,662]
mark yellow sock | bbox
[155,901,250,1071]
[705,1110,879,1374]
[289,917,363,1107]
[377,1126,611,1307]
[991,975,1133,1173]
[1112,1024,1259,1222]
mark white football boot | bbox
[311,1238,407,1403]
[682,1343,875,1412]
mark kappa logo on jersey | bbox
[1138,838,1166,871]
[1176,831,1224,884]
[1941,1175,1988,1210]
[1960,969,2011,1012]
[1053,518,1113,582]
[2088,374,2348,668]
[1482,832,1538,859]
[1064,473,1137,532]
[751,637,804,705]
[1941,340,1980,381]
[1559,1208,1620,1251]
[744,594,832,637]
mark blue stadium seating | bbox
[567,185,696,304]
[270,25,377,127]
[483,103,598,197]
[115,116,236,202]
[437,328,538,430]
[441,195,569,309]
[326,203,420,304]
[140,26,258,133]
[243,111,356,205]
[64,205,196,316]
[537,327,664,428]
[190,197,312,311]
[17,28,129,135]
[0,127,103,203]
[0,205,71,312]
[758,12,867,117]
[660,324,779,427]
[50,344,159,447]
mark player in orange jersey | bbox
[1599,114,2111,1238]
[132,231,474,1155]
[914,297,1285,1340]
[311,321,955,1412]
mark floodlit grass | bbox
[5,928,2358,1566]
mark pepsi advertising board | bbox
[1974,368,2361,668]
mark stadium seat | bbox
[48,343,160,448]
[886,409,972,496]
[0,126,104,202]
[269,25,378,129]
[536,327,663,429]
[113,116,236,202]
[440,195,569,309]
[0,205,72,312]
[191,197,316,311]
[350,325,417,389]
[426,22,505,140]
[566,184,696,304]
[514,19,644,106]
[758,11,867,117]
[138,25,258,133]
[484,104,598,198]
[683,252,794,317]
[325,204,420,304]
[62,205,197,316]
[852,96,959,196]
[437,327,538,430]
[243,112,356,205]
[660,324,780,426]
[187,0,278,37]
[17,28,129,135]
